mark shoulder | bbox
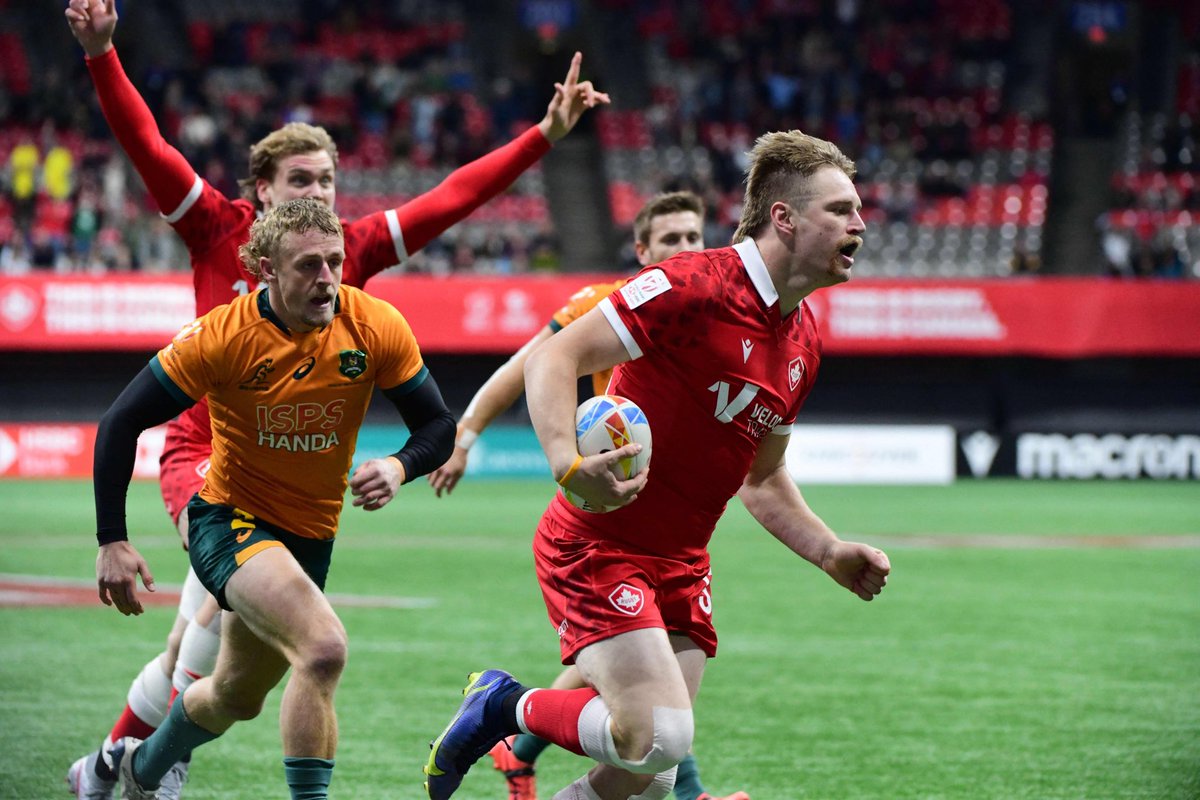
[337,285,404,324]
[621,248,728,306]
[230,198,257,219]
[202,292,261,338]
[193,189,253,223]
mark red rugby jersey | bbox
[548,240,822,560]
[87,47,551,451]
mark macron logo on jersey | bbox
[619,269,671,309]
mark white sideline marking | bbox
[0,573,436,609]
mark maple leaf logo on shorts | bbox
[608,583,645,616]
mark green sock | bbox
[511,733,552,765]
[131,699,220,788]
[283,756,335,800]
[672,753,705,800]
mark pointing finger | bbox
[562,51,581,89]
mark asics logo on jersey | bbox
[709,380,760,423]
[292,357,316,380]
[741,338,754,362]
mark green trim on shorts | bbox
[186,496,334,611]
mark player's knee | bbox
[216,691,267,722]
[618,707,693,774]
[295,632,348,685]
[629,767,677,800]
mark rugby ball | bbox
[560,394,652,513]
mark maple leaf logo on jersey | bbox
[788,356,805,391]
[608,583,645,616]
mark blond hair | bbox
[732,131,856,243]
[633,190,705,245]
[238,123,339,210]
[238,198,344,279]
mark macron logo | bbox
[741,338,754,363]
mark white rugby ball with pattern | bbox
[560,394,652,513]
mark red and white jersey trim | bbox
[162,174,204,223]
[733,239,778,306]
[384,208,408,263]
[598,296,642,359]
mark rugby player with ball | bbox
[426,131,891,800]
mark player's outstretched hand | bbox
[350,456,405,511]
[64,0,117,58]
[428,447,468,498]
[821,541,890,601]
[97,540,155,616]
[560,444,648,509]
[538,51,611,143]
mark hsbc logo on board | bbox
[826,288,1005,340]
[608,583,645,616]
[462,289,539,336]
[0,283,40,331]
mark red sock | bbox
[167,669,201,708]
[108,704,157,742]
[517,688,599,757]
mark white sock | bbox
[127,655,173,728]
[171,612,221,694]
[552,774,603,800]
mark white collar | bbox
[733,239,778,307]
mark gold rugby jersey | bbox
[151,285,425,539]
[550,279,628,396]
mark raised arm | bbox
[65,0,199,216]
[535,50,611,144]
[737,434,891,601]
[428,325,555,496]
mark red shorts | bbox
[158,424,211,525]
[533,507,718,664]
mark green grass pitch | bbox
[0,478,1197,799]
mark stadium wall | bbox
[1,276,1197,482]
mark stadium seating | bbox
[595,0,1049,277]
[1096,109,1198,278]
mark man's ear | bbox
[634,241,650,266]
[769,201,794,234]
[256,178,271,208]
[258,256,274,280]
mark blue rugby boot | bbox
[424,669,522,800]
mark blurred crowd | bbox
[1,1,558,274]
[1,0,1198,278]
